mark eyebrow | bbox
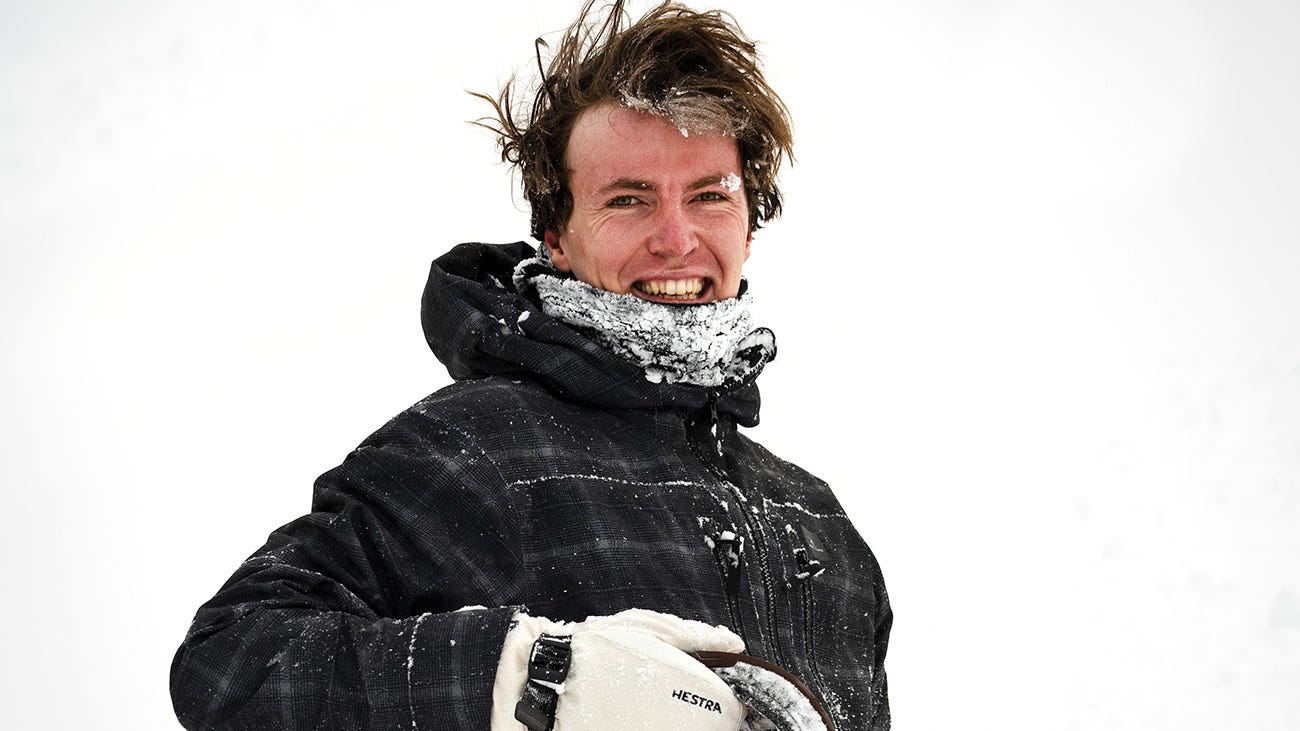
[597,174,734,194]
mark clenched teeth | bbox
[636,278,705,299]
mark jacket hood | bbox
[420,242,769,426]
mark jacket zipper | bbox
[712,530,746,637]
[787,523,836,727]
[689,390,787,669]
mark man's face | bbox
[544,103,752,304]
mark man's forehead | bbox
[565,105,742,185]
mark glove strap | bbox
[514,634,572,731]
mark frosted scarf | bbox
[515,261,775,387]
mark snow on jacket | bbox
[170,241,891,730]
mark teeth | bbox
[638,278,704,299]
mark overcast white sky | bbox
[2,1,1298,728]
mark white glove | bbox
[491,608,747,730]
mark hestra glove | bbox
[492,608,746,730]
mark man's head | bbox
[476,1,792,302]
[546,102,750,303]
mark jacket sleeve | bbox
[171,409,525,729]
[867,554,893,731]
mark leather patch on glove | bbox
[692,651,833,731]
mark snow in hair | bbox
[471,0,794,241]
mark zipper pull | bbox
[787,523,830,588]
[714,530,745,599]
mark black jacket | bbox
[171,242,891,730]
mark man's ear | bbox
[544,229,572,272]
[743,229,753,262]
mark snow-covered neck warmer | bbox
[514,260,775,387]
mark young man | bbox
[171,2,890,729]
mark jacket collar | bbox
[420,242,770,427]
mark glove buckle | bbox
[515,634,572,731]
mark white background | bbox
[3,0,1298,728]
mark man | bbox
[171,2,890,729]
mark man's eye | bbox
[695,191,726,202]
[608,195,639,207]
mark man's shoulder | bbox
[387,375,618,445]
[732,431,829,487]
[348,375,653,481]
[340,377,562,473]
[406,375,575,422]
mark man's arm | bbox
[170,410,524,729]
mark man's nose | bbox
[647,204,698,258]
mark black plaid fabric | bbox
[171,243,891,730]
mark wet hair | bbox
[472,0,793,241]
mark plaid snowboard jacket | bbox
[171,242,891,730]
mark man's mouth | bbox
[633,277,708,302]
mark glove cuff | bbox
[491,612,560,729]
[693,651,833,731]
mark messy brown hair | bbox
[472,0,793,242]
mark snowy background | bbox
[3,0,1298,728]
